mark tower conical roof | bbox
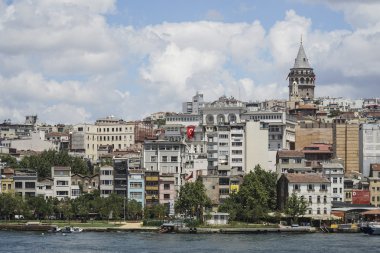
[293,43,311,69]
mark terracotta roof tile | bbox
[285,173,330,183]
[277,150,304,158]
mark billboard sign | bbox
[352,190,371,205]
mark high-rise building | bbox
[333,120,359,175]
[360,123,380,177]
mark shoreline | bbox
[0,223,319,234]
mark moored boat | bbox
[360,222,380,235]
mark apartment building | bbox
[277,173,331,219]
[52,166,72,200]
[143,140,185,192]
[322,162,344,202]
[360,123,380,177]
[99,166,113,197]
[13,169,37,198]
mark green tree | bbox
[0,193,18,220]
[19,150,90,178]
[144,204,167,219]
[127,200,143,220]
[0,154,19,168]
[27,196,51,220]
[284,193,308,223]
[175,180,211,221]
[219,165,277,222]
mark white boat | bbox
[60,226,83,233]
[360,222,380,235]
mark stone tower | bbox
[288,41,315,101]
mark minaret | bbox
[288,39,315,101]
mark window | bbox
[232,150,242,155]
[309,196,312,203]
[294,184,300,191]
[151,156,157,162]
[130,182,142,189]
[162,156,168,162]
[57,180,68,186]
[324,208,327,214]
[56,191,68,196]
[317,196,321,203]
[15,182,22,189]
[219,188,229,195]
[164,194,170,199]
[25,182,35,189]
[333,177,337,183]
[320,184,327,191]
[130,192,143,200]
[308,184,314,191]
[324,196,327,204]
[101,180,113,185]
[317,208,321,215]
[171,156,178,162]
[164,184,170,190]
[333,188,338,193]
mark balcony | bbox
[146,177,159,181]
[146,186,159,191]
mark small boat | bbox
[360,222,380,235]
[60,226,83,233]
[48,225,61,233]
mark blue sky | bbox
[0,0,379,124]
[109,0,349,31]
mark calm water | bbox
[0,231,379,253]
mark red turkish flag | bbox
[186,125,195,139]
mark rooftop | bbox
[277,150,304,158]
[285,173,330,183]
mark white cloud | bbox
[0,1,380,124]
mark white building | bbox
[182,91,204,114]
[1,131,56,152]
[36,178,54,199]
[320,97,363,112]
[241,110,286,151]
[52,166,72,200]
[143,140,186,192]
[322,162,345,202]
[99,166,114,197]
[360,123,380,177]
[277,173,332,219]
[245,121,271,172]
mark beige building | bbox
[369,164,380,207]
[295,122,333,151]
[333,120,359,174]
[245,121,271,172]
[71,116,136,161]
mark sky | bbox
[1,0,380,124]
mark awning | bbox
[361,209,380,215]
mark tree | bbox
[19,150,90,178]
[284,193,308,223]
[219,165,277,222]
[0,154,18,168]
[127,200,143,220]
[27,196,50,220]
[175,180,211,221]
[0,193,18,220]
[144,204,167,219]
